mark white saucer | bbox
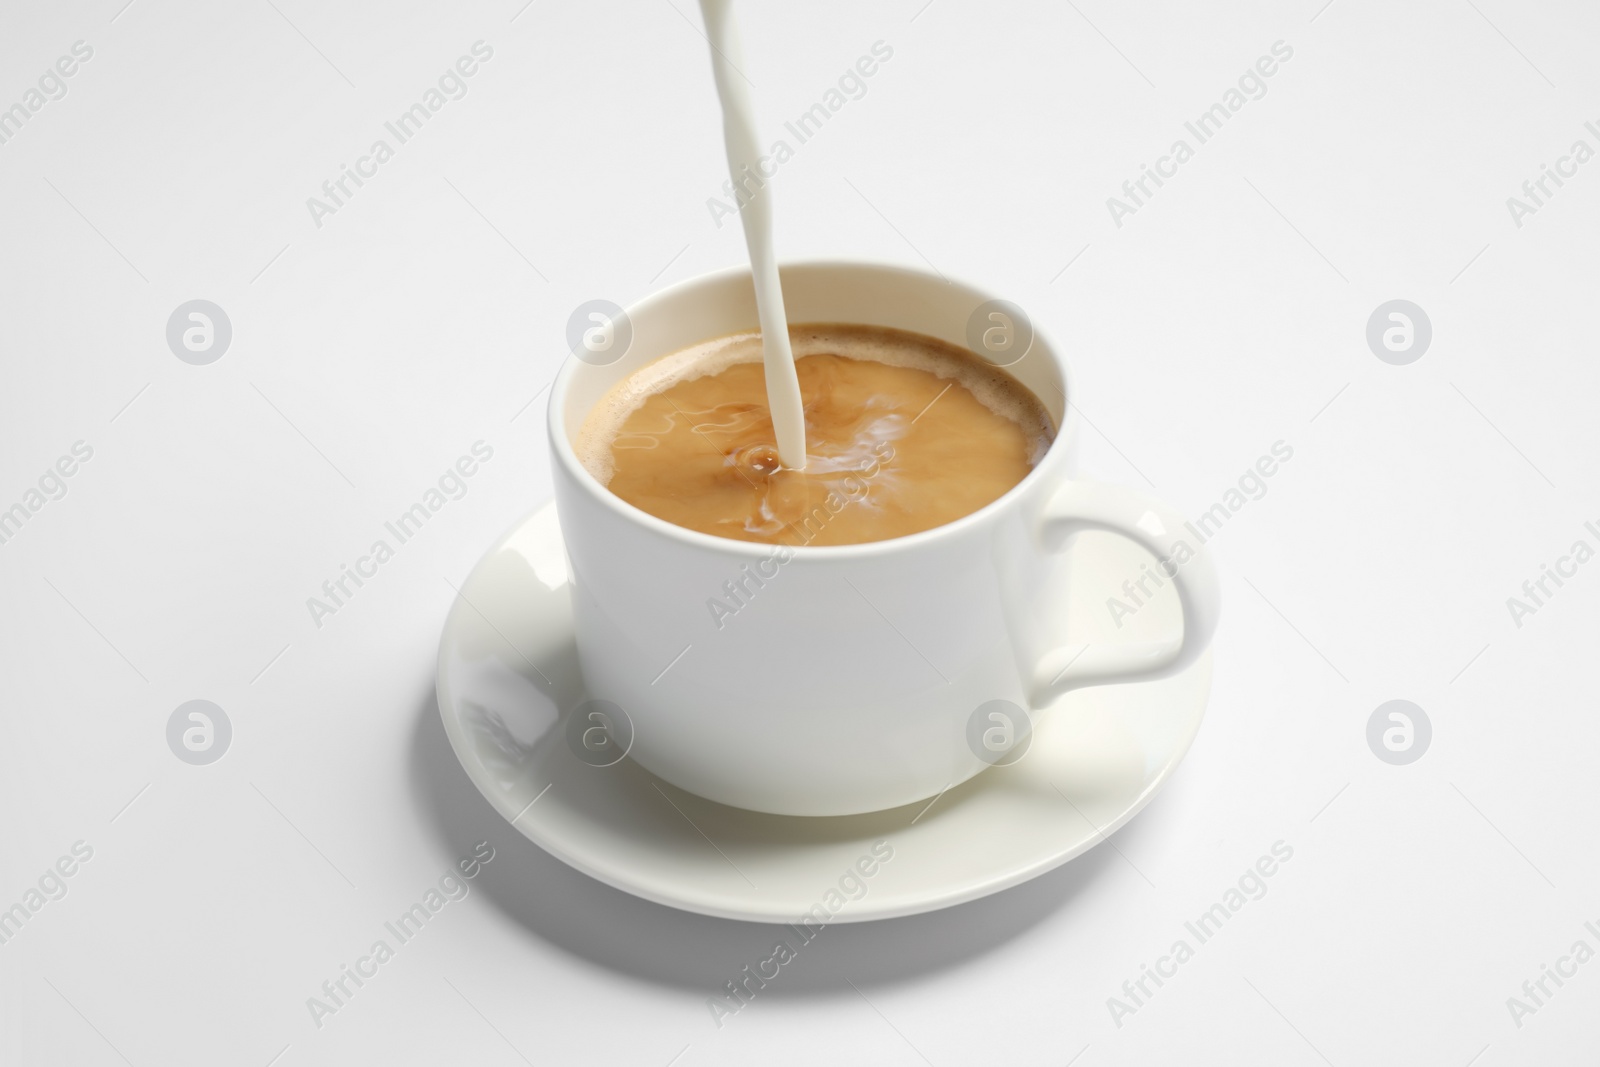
[435,503,1212,923]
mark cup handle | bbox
[1029,479,1221,706]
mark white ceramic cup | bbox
[549,261,1220,817]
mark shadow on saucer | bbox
[410,690,1157,999]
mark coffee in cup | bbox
[574,324,1055,546]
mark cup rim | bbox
[548,258,1079,559]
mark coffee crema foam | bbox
[576,324,1055,546]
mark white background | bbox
[2,0,1597,1063]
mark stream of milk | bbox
[696,0,809,470]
